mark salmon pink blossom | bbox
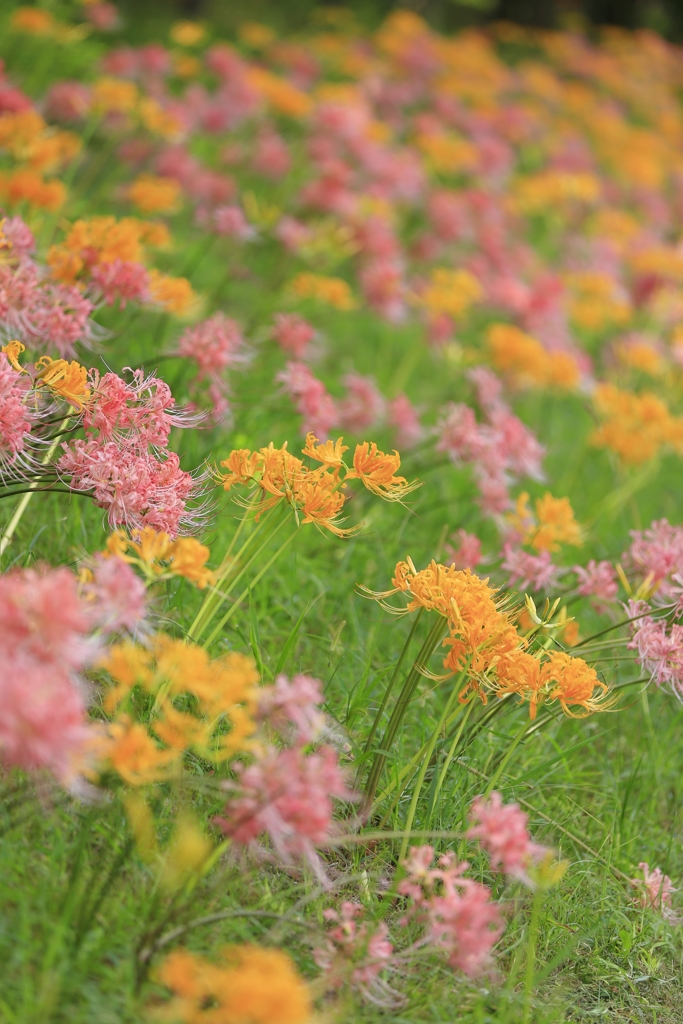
[468,792,548,882]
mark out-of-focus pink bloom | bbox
[0,350,32,468]
[275,216,312,253]
[337,373,385,434]
[478,474,511,517]
[257,673,326,746]
[86,555,148,635]
[487,407,545,482]
[502,544,560,593]
[44,81,91,122]
[29,283,96,358]
[426,311,454,348]
[0,63,31,113]
[387,394,423,449]
[574,559,618,610]
[631,862,678,921]
[468,792,548,883]
[627,519,683,596]
[353,216,400,261]
[84,2,119,31]
[117,139,154,167]
[2,216,35,258]
[176,313,247,378]
[359,260,406,322]
[314,903,397,1006]
[0,260,42,337]
[253,129,291,179]
[154,144,198,182]
[626,599,683,694]
[214,744,354,881]
[0,567,95,782]
[138,44,171,78]
[437,403,486,466]
[398,846,503,977]
[445,529,482,571]
[467,366,504,416]
[427,189,471,243]
[271,313,315,359]
[58,440,197,537]
[90,260,150,307]
[277,361,338,438]
[101,47,139,78]
[210,204,255,240]
[176,313,249,421]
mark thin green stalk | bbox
[202,529,298,649]
[398,685,465,863]
[483,717,533,797]
[362,615,448,813]
[189,501,280,636]
[429,692,476,818]
[523,887,544,1024]
[188,508,287,642]
[355,608,424,787]
[0,414,73,558]
[373,680,476,813]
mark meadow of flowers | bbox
[2,2,683,1021]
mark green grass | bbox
[1,3,683,1023]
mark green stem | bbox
[0,415,73,558]
[355,609,423,788]
[202,529,298,649]
[429,692,476,818]
[483,717,533,797]
[398,684,465,863]
[188,507,285,642]
[362,615,448,813]
[523,887,543,1024]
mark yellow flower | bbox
[302,432,348,468]
[123,792,159,863]
[104,527,215,588]
[0,170,66,211]
[347,442,420,501]
[238,21,276,49]
[127,174,182,215]
[97,716,177,785]
[138,99,184,142]
[246,67,313,118]
[160,812,213,890]
[1,340,26,373]
[539,651,615,718]
[591,383,683,463]
[148,270,198,316]
[415,267,482,318]
[531,493,582,551]
[91,77,138,114]
[565,271,632,331]
[172,52,201,79]
[10,7,56,36]
[289,272,356,310]
[169,20,206,47]
[156,945,312,1024]
[414,131,478,175]
[508,491,582,552]
[34,356,91,410]
[127,525,174,565]
[509,170,601,215]
[486,323,580,390]
[167,537,216,589]
[98,641,153,711]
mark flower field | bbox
[3,2,683,1021]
